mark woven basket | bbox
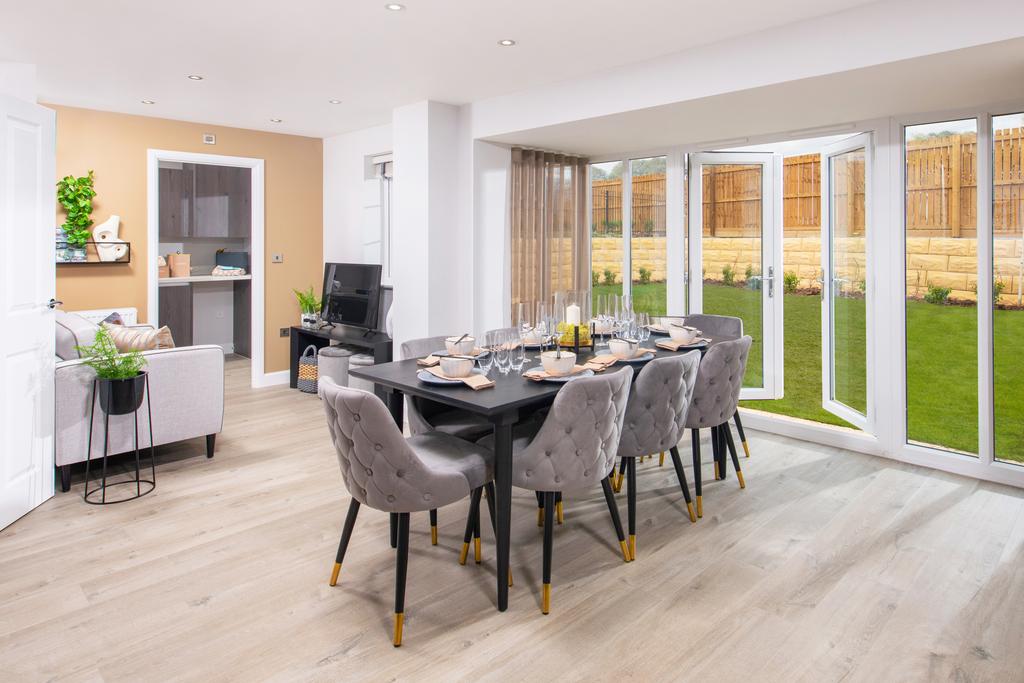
[297,344,319,394]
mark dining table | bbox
[348,339,708,612]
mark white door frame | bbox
[819,133,874,431]
[688,151,782,400]
[146,149,267,388]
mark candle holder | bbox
[554,290,593,353]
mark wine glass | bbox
[514,302,531,338]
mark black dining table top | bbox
[348,340,706,417]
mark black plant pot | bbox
[97,372,147,416]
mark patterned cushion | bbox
[102,323,175,351]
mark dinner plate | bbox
[658,339,710,351]
[647,325,671,336]
[522,367,595,383]
[596,351,656,364]
[417,368,488,385]
[433,349,490,360]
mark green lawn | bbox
[592,282,1024,462]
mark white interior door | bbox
[0,95,56,529]
[820,133,871,429]
[688,152,782,399]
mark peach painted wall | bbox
[51,105,323,374]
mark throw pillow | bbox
[101,323,175,351]
[102,311,125,326]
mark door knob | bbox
[47,298,63,309]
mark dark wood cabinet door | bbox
[232,279,251,358]
[159,283,193,347]
[193,165,251,238]
[158,166,194,238]
[229,167,252,238]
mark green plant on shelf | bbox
[74,327,146,380]
[56,170,96,248]
[293,286,322,314]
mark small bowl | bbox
[445,336,476,355]
[669,325,701,344]
[523,329,546,345]
[608,338,638,360]
[540,350,576,376]
[439,356,474,378]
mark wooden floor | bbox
[2,357,1023,682]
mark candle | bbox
[565,303,581,326]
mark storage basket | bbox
[297,344,320,394]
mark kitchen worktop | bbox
[159,275,252,285]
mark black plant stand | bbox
[84,375,156,505]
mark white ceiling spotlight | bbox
[141,99,155,105]
[498,39,516,47]
[187,74,204,81]
[328,99,342,105]
[384,3,405,10]
[269,118,283,123]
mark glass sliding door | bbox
[992,112,1024,465]
[689,152,780,398]
[590,161,623,301]
[904,119,978,455]
[821,135,870,427]
[629,156,667,315]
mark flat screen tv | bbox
[321,263,383,330]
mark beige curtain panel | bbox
[510,148,589,313]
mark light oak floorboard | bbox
[1,357,1023,682]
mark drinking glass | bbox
[534,302,550,350]
[493,330,512,375]
[509,333,526,372]
[514,302,531,337]
[637,312,650,343]
[478,332,495,373]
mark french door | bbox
[820,133,872,428]
[688,152,782,400]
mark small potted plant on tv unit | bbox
[294,285,323,329]
[75,327,148,415]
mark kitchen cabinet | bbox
[158,165,194,238]
[159,282,193,347]
[159,163,250,239]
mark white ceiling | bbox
[0,0,879,138]
[485,39,1024,156]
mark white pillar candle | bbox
[565,303,581,326]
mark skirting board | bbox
[253,370,288,388]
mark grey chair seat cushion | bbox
[427,409,493,440]
[408,432,495,492]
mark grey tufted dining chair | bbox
[615,353,701,559]
[319,377,495,647]
[400,336,493,545]
[684,336,752,518]
[483,367,633,614]
[683,313,753,460]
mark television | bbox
[321,263,383,330]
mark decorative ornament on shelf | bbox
[93,215,129,262]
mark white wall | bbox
[471,140,511,334]
[323,123,392,266]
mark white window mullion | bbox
[666,149,685,315]
[977,113,995,467]
[622,161,632,301]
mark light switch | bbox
[272,253,284,263]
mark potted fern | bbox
[56,170,97,262]
[294,286,323,328]
[75,327,148,415]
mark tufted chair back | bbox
[319,378,468,513]
[683,314,743,342]
[513,368,632,493]
[616,353,700,459]
[400,335,452,434]
[684,336,752,429]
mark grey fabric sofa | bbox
[54,310,225,492]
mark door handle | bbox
[763,266,775,298]
[47,298,63,309]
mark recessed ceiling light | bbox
[498,39,516,46]
[269,118,283,123]
[187,74,204,81]
[328,99,342,105]
[384,3,404,10]
[141,99,155,105]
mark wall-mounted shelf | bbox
[56,240,132,265]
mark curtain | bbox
[510,148,589,314]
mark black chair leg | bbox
[669,446,696,523]
[473,490,482,564]
[536,491,544,527]
[555,491,564,525]
[330,499,361,586]
[429,509,438,545]
[541,491,555,614]
[711,425,723,481]
[459,487,482,565]
[205,433,216,458]
[59,464,71,492]
[723,423,746,489]
[389,513,398,549]
[626,457,637,560]
[600,476,631,562]
[615,458,628,492]
[718,425,730,480]
[692,429,703,518]
[733,410,750,458]
[393,512,410,647]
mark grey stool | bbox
[615,353,700,559]
[484,368,633,614]
[684,336,752,518]
[346,352,376,394]
[317,345,352,387]
[683,314,752,459]
[400,336,493,545]
[319,377,494,647]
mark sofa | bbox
[55,310,225,492]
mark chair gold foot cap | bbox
[459,542,469,565]
[474,537,482,564]
[659,451,665,467]
[537,507,544,527]
[696,495,703,518]
[542,583,551,614]
[714,461,720,480]
[619,539,631,563]
[687,502,697,523]
[393,612,404,647]
[628,534,636,562]
[555,501,564,525]
[508,569,514,587]
[737,471,746,489]
[329,562,341,586]
[430,525,438,546]
[742,440,751,458]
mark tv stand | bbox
[288,324,392,400]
